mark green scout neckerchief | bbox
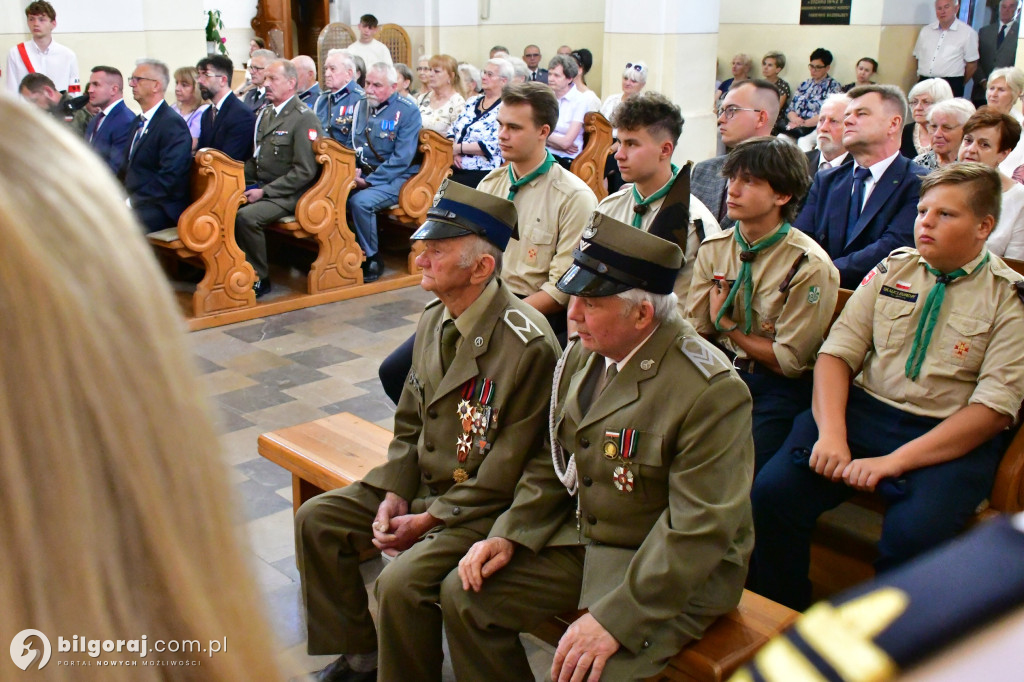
[630,164,679,228]
[904,252,989,381]
[714,222,791,334]
[507,151,554,200]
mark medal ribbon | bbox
[619,428,638,460]
[630,164,679,228]
[714,222,791,334]
[904,253,987,381]
[507,151,555,200]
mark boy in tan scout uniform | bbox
[443,214,754,682]
[235,58,323,297]
[294,182,560,682]
[597,91,721,305]
[686,136,839,471]
[750,163,1024,611]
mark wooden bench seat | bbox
[258,411,797,682]
[570,111,614,201]
[148,147,256,318]
[266,137,364,294]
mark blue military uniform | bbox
[348,91,422,275]
[313,79,363,147]
[298,82,321,108]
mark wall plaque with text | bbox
[800,0,852,25]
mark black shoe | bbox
[362,254,383,283]
[302,656,376,682]
[253,277,272,298]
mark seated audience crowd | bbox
[10,3,1024,678]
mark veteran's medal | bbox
[603,429,620,459]
[453,468,468,484]
[613,465,634,492]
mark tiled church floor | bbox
[190,284,554,680]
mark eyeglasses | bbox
[128,76,158,85]
[717,106,763,119]
[249,65,265,73]
[808,63,827,71]
[625,63,644,72]
[524,52,540,58]
[416,66,430,71]
[199,71,224,79]
[909,98,934,108]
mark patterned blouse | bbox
[787,75,843,120]
[913,149,940,171]
[771,78,792,132]
[418,90,466,136]
[448,95,503,172]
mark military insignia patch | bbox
[860,269,877,287]
[612,465,634,493]
[807,286,820,304]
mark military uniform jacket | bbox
[490,317,755,654]
[244,96,323,214]
[598,184,722,306]
[361,279,560,535]
[313,80,364,147]
[352,92,422,195]
[478,162,597,306]
[823,247,1024,421]
[686,223,840,377]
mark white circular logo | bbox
[10,630,51,670]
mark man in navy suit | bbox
[242,49,274,112]
[84,66,134,174]
[196,55,255,161]
[794,84,928,289]
[293,54,321,107]
[119,58,192,233]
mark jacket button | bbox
[582,476,593,486]
[428,486,438,495]
[452,506,461,516]
[425,442,435,452]
[587,514,597,525]
[428,408,437,419]
[580,437,590,448]
[642,640,650,649]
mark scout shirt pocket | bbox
[523,220,557,266]
[873,297,915,350]
[938,312,991,372]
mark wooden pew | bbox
[382,128,455,273]
[570,111,614,201]
[148,148,256,317]
[809,284,1024,597]
[267,137,364,293]
[258,411,797,682]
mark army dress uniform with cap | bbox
[294,181,560,682]
[477,149,598,337]
[314,79,364,147]
[441,213,755,682]
[348,89,422,281]
[235,95,323,294]
[685,220,839,472]
[750,246,1024,611]
[597,161,722,309]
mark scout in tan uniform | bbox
[686,136,839,471]
[750,163,1024,611]
[477,81,598,338]
[235,58,323,296]
[596,91,721,306]
[294,182,560,682]
[443,214,754,682]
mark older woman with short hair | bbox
[958,107,1024,258]
[901,78,954,158]
[418,54,465,136]
[546,53,585,168]
[914,98,976,170]
[985,67,1024,122]
[716,53,753,104]
[414,55,431,104]
[458,62,481,97]
[448,57,511,187]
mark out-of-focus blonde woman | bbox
[0,96,286,681]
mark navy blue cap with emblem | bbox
[411,179,519,251]
[557,212,683,297]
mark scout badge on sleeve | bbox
[609,428,638,492]
[453,377,496,483]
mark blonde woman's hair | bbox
[0,97,285,680]
[174,65,206,107]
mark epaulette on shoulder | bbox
[987,258,1024,302]
[703,228,732,244]
[501,305,547,344]
[887,247,917,262]
[677,333,731,381]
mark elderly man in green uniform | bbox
[294,181,560,682]
[751,163,1024,611]
[686,136,839,472]
[597,91,721,306]
[443,214,755,682]
[235,58,323,297]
